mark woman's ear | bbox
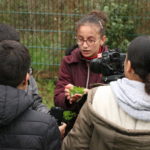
[100,35,106,46]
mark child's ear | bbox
[24,73,30,85]
[125,60,137,79]
[26,73,30,81]
[126,60,131,73]
[17,73,30,90]
[126,60,135,74]
[100,35,106,46]
[21,73,30,86]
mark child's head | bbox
[75,10,108,57]
[124,35,150,94]
[0,23,20,42]
[0,40,30,88]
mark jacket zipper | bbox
[86,62,90,88]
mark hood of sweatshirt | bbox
[110,78,150,121]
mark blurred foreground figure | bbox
[0,40,61,150]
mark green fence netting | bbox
[0,0,150,78]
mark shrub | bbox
[101,2,137,52]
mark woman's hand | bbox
[64,84,74,102]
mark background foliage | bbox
[103,2,136,51]
[0,0,149,73]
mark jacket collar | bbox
[64,45,108,64]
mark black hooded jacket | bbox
[0,85,61,150]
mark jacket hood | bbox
[0,85,34,127]
[110,78,150,121]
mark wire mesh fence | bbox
[0,0,150,79]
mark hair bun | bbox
[88,10,108,24]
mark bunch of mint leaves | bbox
[63,111,77,121]
[69,86,84,97]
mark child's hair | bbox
[127,35,150,95]
[0,40,30,87]
[76,10,108,36]
[0,24,20,42]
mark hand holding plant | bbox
[64,84,88,104]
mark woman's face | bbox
[76,24,105,57]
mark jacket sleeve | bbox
[61,100,93,150]
[54,58,74,109]
[28,75,50,113]
[45,116,61,150]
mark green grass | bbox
[36,79,55,108]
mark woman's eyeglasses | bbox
[76,37,99,46]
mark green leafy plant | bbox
[63,111,77,121]
[99,1,138,52]
[37,79,55,108]
[70,86,84,97]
